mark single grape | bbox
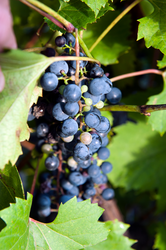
[88,164,101,178]
[63,84,82,103]
[55,36,66,47]
[87,133,102,153]
[52,103,69,121]
[36,123,49,138]
[61,118,78,136]
[89,77,107,96]
[61,179,74,190]
[80,132,92,145]
[101,162,113,174]
[101,136,109,147]
[84,112,101,129]
[96,116,111,134]
[69,171,86,186]
[37,194,51,209]
[40,72,58,91]
[49,61,69,76]
[102,188,115,200]
[74,142,90,161]
[106,87,122,104]
[64,102,79,116]
[45,155,59,171]
[97,147,110,160]
[90,66,104,78]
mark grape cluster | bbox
[29,33,122,218]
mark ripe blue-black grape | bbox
[52,103,69,121]
[90,66,104,78]
[49,61,69,76]
[64,102,79,116]
[101,162,113,174]
[102,188,115,200]
[85,112,101,128]
[69,171,86,186]
[36,123,49,138]
[61,118,78,136]
[74,142,90,161]
[45,155,59,171]
[88,164,101,178]
[63,84,81,103]
[106,87,122,104]
[97,147,110,160]
[40,72,58,91]
[88,133,102,153]
[89,77,106,96]
[37,194,51,208]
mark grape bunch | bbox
[29,33,122,218]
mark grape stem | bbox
[75,28,80,85]
[110,69,164,82]
[89,0,143,52]
[30,158,41,195]
[19,0,75,32]
[101,104,166,116]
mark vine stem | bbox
[110,69,164,82]
[30,158,40,195]
[101,104,166,115]
[89,0,143,52]
[19,0,75,32]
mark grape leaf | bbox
[81,0,109,17]
[146,74,166,135]
[0,49,59,169]
[83,11,131,65]
[154,222,166,250]
[45,0,112,32]
[0,194,108,249]
[0,162,24,211]
[107,119,166,212]
[138,0,166,55]
[83,220,136,250]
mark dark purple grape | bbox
[55,36,66,47]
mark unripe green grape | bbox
[95,101,104,109]
[81,85,88,93]
[85,98,93,106]
[59,85,66,95]
[80,132,92,145]
[41,144,53,154]
[61,135,74,143]
[67,156,78,168]
[83,105,91,112]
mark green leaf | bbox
[83,220,135,250]
[107,119,166,212]
[0,162,24,211]
[154,222,166,250]
[0,195,108,249]
[137,0,166,54]
[80,0,109,16]
[45,0,112,32]
[0,49,56,169]
[146,73,166,135]
[83,11,131,65]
